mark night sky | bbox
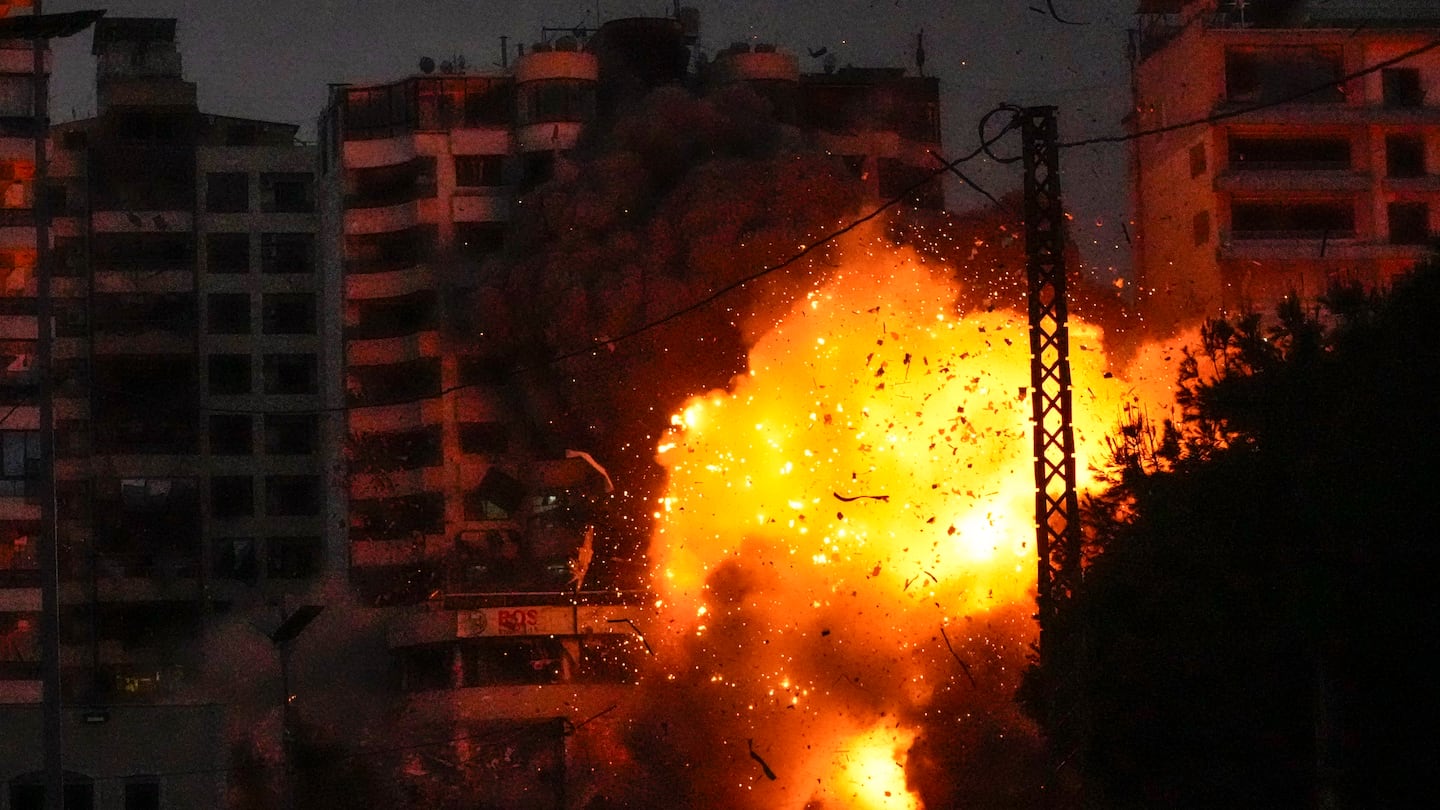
[41,0,1136,272]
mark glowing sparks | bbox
[644,234,1158,809]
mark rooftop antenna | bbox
[916,28,926,77]
[500,35,508,68]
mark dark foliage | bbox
[1024,259,1440,807]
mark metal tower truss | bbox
[1021,106,1081,662]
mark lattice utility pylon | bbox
[1021,106,1081,666]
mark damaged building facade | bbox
[316,9,942,805]
[1131,0,1440,332]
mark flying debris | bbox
[747,739,778,781]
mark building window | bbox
[267,535,322,579]
[208,354,251,395]
[209,414,253,455]
[350,426,443,472]
[211,475,254,519]
[516,78,596,125]
[1231,199,1355,239]
[1225,46,1344,105]
[261,233,314,274]
[455,223,505,260]
[1385,134,1426,178]
[1193,210,1211,247]
[124,780,160,810]
[263,354,317,395]
[262,293,316,335]
[455,154,506,187]
[347,157,436,207]
[0,430,39,497]
[346,358,440,406]
[346,291,436,341]
[1189,142,1207,178]
[260,172,314,213]
[214,537,257,581]
[264,414,319,455]
[206,172,249,212]
[265,475,320,516]
[206,233,250,274]
[1388,202,1430,245]
[1382,68,1424,108]
[459,422,509,455]
[207,293,251,334]
[1228,136,1350,171]
[344,225,436,274]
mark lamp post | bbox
[3,5,107,810]
[267,604,324,810]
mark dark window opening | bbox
[211,475,253,519]
[266,475,321,516]
[344,225,437,274]
[346,157,437,208]
[262,293,316,335]
[264,414,319,455]
[455,222,506,260]
[1231,199,1355,239]
[455,154,506,187]
[1193,210,1211,247]
[459,638,564,687]
[206,172,249,212]
[208,354,251,395]
[265,414,319,455]
[516,78,596,125]
[350,492,445,542]
[1386,134,1426,178]
[1228,136,1350,171]
[209,414,252,456]
[521,152,555,188]
[268,535,322,579]
[124,780,160,810]
[1189,142,1207,177]
[89,233,193,274]
[1382,68,1424,108]
[260,172,314,213]
[346,290,436,340]
[459,422,509,456]
[214,537,257,582]
[263,353,317,395]
[1388,202,1430,245]
[92,357,197,453]
[93,477,200,574]
[91,293,196,336]
[1225,46,1344,105]
[347,357,440,406]
[261,233,314,274]
[207,293,250,335]
[350,425,443,473]
[0,430,40,497]
[206,233,250,274]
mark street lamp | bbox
[267,604,324,810]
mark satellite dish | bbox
[419,56,436,74]
[440,60,454,73]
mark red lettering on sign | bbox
[497,608,539,634]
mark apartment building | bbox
[317,11,941,805]
[1130,0,1440,332]
[6,16,328,808]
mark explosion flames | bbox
[639,235,1146,808]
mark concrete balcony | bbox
[344,133,420,170]
[452,192,511,223]
[388,602,647,649]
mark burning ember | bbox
[639,234,1150,808]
